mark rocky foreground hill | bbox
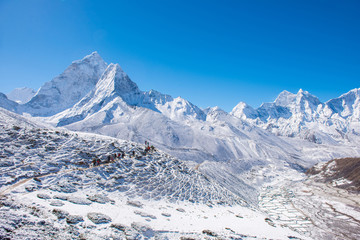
[307,157,360,192]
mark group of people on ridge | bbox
[91,141,156,167]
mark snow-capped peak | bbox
[231,102,258,119]
[94,63,140,101]
[73,51,106,66]
[295,89,321,106]
[20,52,108,116]
[274,89,321,107]
[326,88,360,119]
[274,90,296,107]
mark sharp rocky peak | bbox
[95,63,140,98]
[73,51,106,66]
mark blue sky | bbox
[0,0,359,111]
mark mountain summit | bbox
[231,88,360,144]
[19,52,107,116]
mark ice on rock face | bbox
[20,52,108,116]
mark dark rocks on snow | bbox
[111,223,128,232]
[25,185,38,192]
[37,193,51,199]
[50,200,65,207]
[52,208,69,219]
[126,200,143,208]
[53,194,68,200]
[66,196,92,205]
[66,215,84,224]
[202,229,218,237]
[176,208,186,213]
[87,194,113,204]
[87,212,112,224]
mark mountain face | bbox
[18,52,108,116]
[0,92,18,112]
[6,87,36,104]
[51,62,205,127]
[2,52,360,200]
[231,88,360,144]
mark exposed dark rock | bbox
[36,193,51,199]
[66,196,92,205]
[111,223,128,232]
[126,200,143,208]
[161,213,171,217]
[87,212,112,224]
[52,209,69,219]
[176,208,186,213]
[87,194,111,204]
[66,215,84,224]
[202,229,217,237]
[50,200,65,207]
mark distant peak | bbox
[234,101,252,109]
[86,51,100,58]
[73,51,107,66]
[297,89,312,96]
[112,63,124,72]
[274,90,296,106]
[83,51,102,60]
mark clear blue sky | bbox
[0,0,359,111]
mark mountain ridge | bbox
[1,52,359,170]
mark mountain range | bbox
[1,52,360,239]
[1,52,360,199]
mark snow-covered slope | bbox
[7,87,36,104]
[231,88,360,144]
[0,108,307,240]
[0,93,18,112]
[18,52,108,116]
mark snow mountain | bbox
[18,52,108,117]
[1,51,360,239]
[6,87,36,104]
[231,88,360,144]
[52,62,205,128]
[2,52,354,205]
